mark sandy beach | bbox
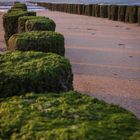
[0,10,140,118]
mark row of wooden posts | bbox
[36,2,140,24]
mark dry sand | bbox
[0,11,140,118]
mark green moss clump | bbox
[0,51,73,98]
[7,9,26,13]
[11,3,27,11]
[25,18,56,32]
[0,91,140,139]
[7,3,27,13]
[3,11,36,45]
[8,31,65,56]
[125,6,138,23]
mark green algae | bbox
[0,91,139,140]
[8,31,65,56]
[0,51,73,98]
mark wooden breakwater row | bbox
[35,2,140,24]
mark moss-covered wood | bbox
[0,91,140,139]
[3,11,36,45]
[7,8,26,13]
[108,5,112,19]
[100,5,108,18]
[11,2,27,11]
[73,4,78,14]
[125,6,138,23]
[95,4,100,17]
[91,4,95,16]
[138,6,140,25]
[18,16,46,33]
[8,31,65,56]
[111,5,118,21]
[118,5,127,22]
[85,4,92,16]
[0,51,73,98]
[25,18,56,31]
[81,5,86,15]
[77,4,83,15]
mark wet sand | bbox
[0,11,140,118]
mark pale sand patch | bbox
[0,11,140,118]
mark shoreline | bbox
[0,10,140,118]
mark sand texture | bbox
[0,10,140,118]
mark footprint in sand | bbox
[129,56,133,58]
[115,25,122,28]
[87,28,97,31]
[87,28,93,30]
[125,27,131,30]
[118,43,125,47]
[91,33,95,35]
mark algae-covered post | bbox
[77,4,83,15]
[10,2,27,11]
[95,4,100,17]
[118,5,127,22]
[125,6,138,23]
[91,4,95,16]
[108,5,112,19]
[18,16,49,33]
[3,11,36,45]
[0,51,73,98]
[111,5,118,21]
[25,18,56,32]
[81,4,86,15]
[100,5,108,18]
[8,31,65,56]
[138,6,140,25]
[18,16,55,32]
[85,4,92,16]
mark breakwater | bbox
[35,2,140,24]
